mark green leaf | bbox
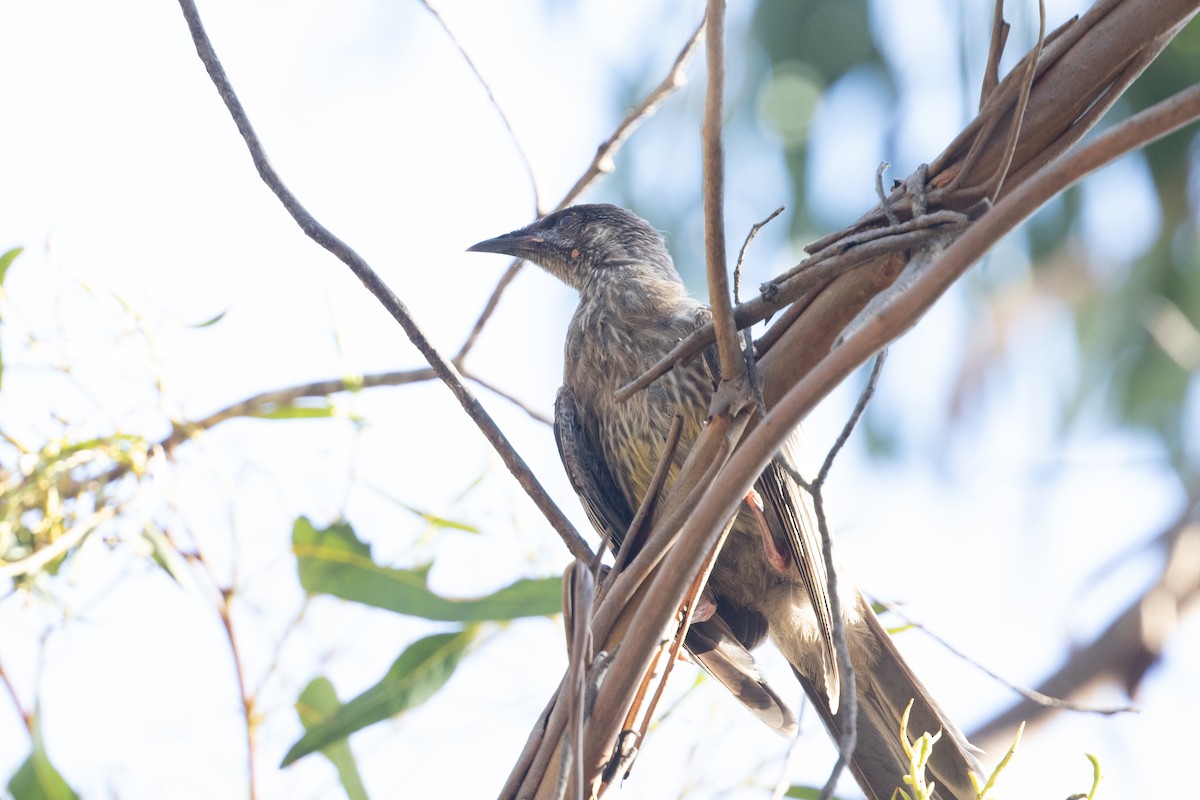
[190,309,227,328]
[296,678,370,800]
[0,247,21,286]
[254,403,337,420]
[282,629,475,767]
[786,786,842,800]
[293,517,561,621]
[0,247,19,391]
[398,502,479,534]
[8,742,79,800]
[141,523,188,585]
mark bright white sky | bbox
[0,1,1196,799]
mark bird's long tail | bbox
[795,594,983,800]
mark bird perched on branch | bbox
[469,204,982,800]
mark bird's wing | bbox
[554,386,634,554]
[757,435,842,711]
[553,385,797,735]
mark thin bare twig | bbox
[818,351,886,489]
[889,82,1200,345]
[163,369,438,453]
[812,350,886,800]
[215,590,258,800]
[417,0,541,216]
[983,1,1046,202]
[613,214,966,402]
[0,659,32,736]
[454,15,707,363]
[462,372,553,426]
[879,601,1139,717]
[174,0,591,562]
[980,0,1011,108]
[732,205,785,304]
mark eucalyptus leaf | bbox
[281,629,475,767]
[0,247,21,286]
[295,678,369,800]
[293,517,561,620]
[190,309,227,328]
[8,742,79,800]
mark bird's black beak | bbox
[466,230,546,259]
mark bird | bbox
[469,203,982,800]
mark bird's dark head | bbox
[467,204,677,290]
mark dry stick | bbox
[731,207,786,419]
[162,369,437,453]
[980,0,1011,107]
[174,0,591,563]
[700,0,743,391]
[579,413,749,776]
[875,162,899,226]
[562,561,596,800]
[455,17,707,363]
[460,371,554,426]
[0,660,31,736]
[879,601,1138,717]
[68,365,543,504]
[708,85,1200,616]
[215,592,258,800]
[417,0,541,216]
[981,1,1045,203]
[999,24,1174,196]
[894,82,1200,347]
[732,205,785,305]
[810,349,887,800]
[624,515,740,780]
[613,217,964,401]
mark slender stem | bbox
[455,17,707,362]
[0,658,32,736]
[701,0,742,388]
[216,591,257,800]
[174,0,591,561]
[813,350,885,800]
[415,0,541,215]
